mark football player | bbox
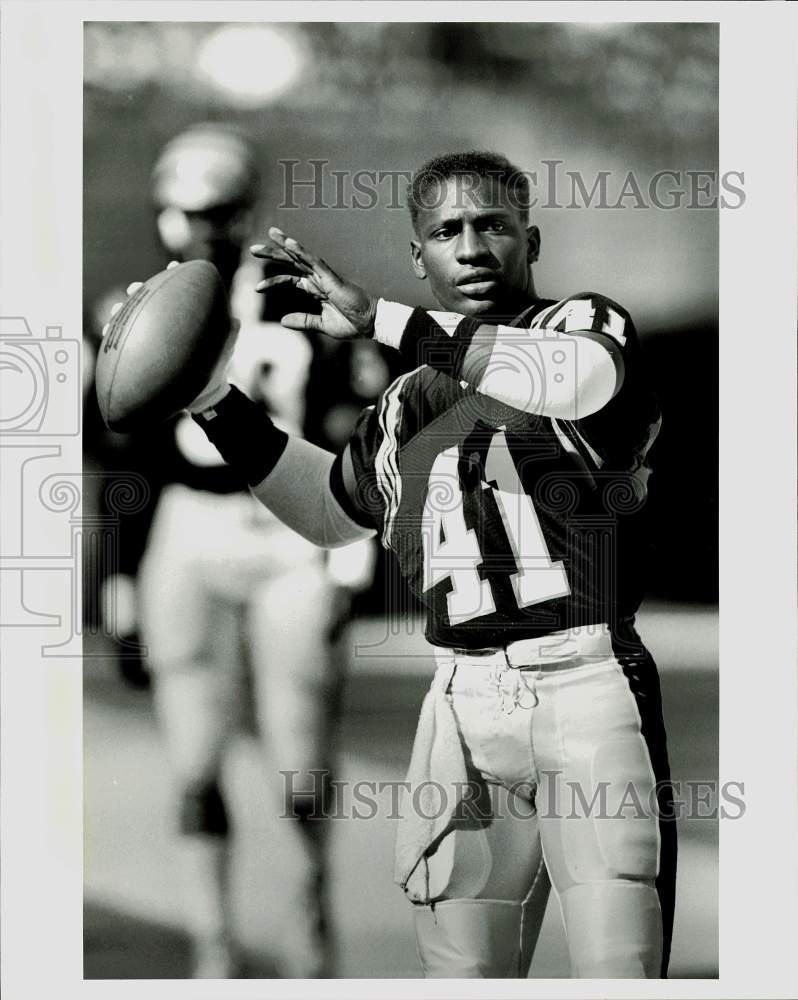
[142,151,674,978]
[118,125,380,978]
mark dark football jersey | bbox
[344,293,661,649]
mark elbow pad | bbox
[476,333,622,419]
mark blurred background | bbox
[83,21,719,979]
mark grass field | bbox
[83,601,718,979]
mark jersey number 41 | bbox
[422,430,571,626]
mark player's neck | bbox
[476,288,540,325]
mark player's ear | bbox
[410,240,427,280]
[526,225,541,264]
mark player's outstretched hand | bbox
[251,227,377,340]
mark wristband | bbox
[189,379,233,417]
[373,299,414,350]
[193,385,289,486]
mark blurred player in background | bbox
[110,124,384,978]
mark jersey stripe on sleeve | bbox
[374,367,423,548]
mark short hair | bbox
[407,151,530,231]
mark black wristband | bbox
[192,385,289,487]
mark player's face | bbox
[410,176,539,318]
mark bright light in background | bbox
[196,25,304,107]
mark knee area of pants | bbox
[559,880,663,978]
[563,875,657,901]
[178,781,229,837]
[412,899,525,978]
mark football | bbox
[96,260,230,432]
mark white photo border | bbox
[1,2,796,998]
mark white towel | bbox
[393,658,468,903]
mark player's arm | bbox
[108,268,374,550]
[192,386,376,549]
[369,299,624,420]
[252,229,621,420]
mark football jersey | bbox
[343,293,661,649]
